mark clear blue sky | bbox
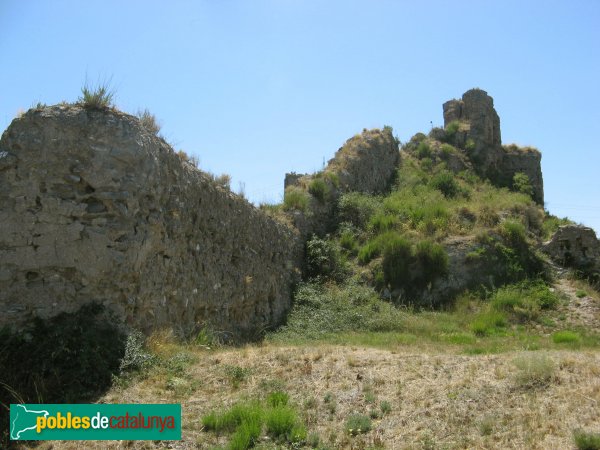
[2,0,599,233]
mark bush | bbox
[574,429,600,450]
[338,193,381,228]
[308,178,329,203]
[78,82,115,109]
[136,109,161,134]
[368,212,398,232]
[430,171,459,198]
[265,406,297,439]
[445,120,460,136]
[345,414,372,435]
[382,235,412,289]
[339,227,359,254]
[306,235,343,280]
[416,141,432,159]
[283,186,310,212]
[414,240,449,286]
[358,231,398,265]
[267,391,289,407]
[471,310,508,336]
[214,173,232,189]
[512,172,533,198]
[440,143,456,158]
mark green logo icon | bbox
[10,404,181,440]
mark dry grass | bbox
[36,344,600,449]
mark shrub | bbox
[339,227,359,254]
[78,81,115,109]
[358,231,397,265]
[265,406,295,437]
[267,391,289,407]
[513,353,556,388]
[368,212,398,232]
[308,178,329,203]
[416,141,432,159]
[283,186,310,212]
[414,240,449,286]
[512,172,533,197]
[552,330,581,344]
[445,120,460,136]
[380,400,392,415]
[305,235,343,279]
[345,414,372,435]
[136,109,161,134]
[574,429,600,450]
[214,173,232,189]
[338,192,381,228]
[224,365,251,388]
[430,171,459,198]
[440,143,456,158]
[382,235,412,289]
[471,310,508,336]
[119,330,155,373]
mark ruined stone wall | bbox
[0,106,301,339]
[443,89,544,204]
[284,128,400,238]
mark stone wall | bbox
[543,225,600,271]
[443,89,544,204]
[0,106,301,339]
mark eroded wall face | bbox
[0,106,301,339]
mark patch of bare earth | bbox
[39,345,600,450]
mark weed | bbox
[380,400,392,415]
[224,365,251,388]
[445,120,460,136]
[267,391,289,407]
[309,178,330,202]
[574,429,600,450]
[513,353,556,388]
[307,431,321,447]
[430,171,459,198]
[284,186,310,212]
[78,81,115,109]
[576,290,588,298]
[136,108,161,134]
[552,330,581,344]
[345,414,371,435]
[119,330,155,373]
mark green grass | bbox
[345,414,372,435]
[283,186,310,212]
[78,81,115,109]
[202,395,307,449]
[576,290,588,298]
[574,429,600,450]
[552,330,581,345]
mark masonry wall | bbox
[0,106,301,339]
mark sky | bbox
[1,0,599,233]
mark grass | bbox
[283,185,310,212]
[345,413,372,435]
[136,108,161,134]
[78,81,115,109]
[552,330,582,344]
[201,396,307,448]
[513,352,556,388]
[574,429,600,450]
